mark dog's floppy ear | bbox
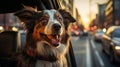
[14,8,37,23]
[58,9,76,23]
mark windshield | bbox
[112,28,120,38]
[96,30,104,34]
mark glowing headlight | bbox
[115,46,120,50]
[103,28,106,32]
[12,27,18,31]
[0,26,4,30]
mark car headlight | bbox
[115,46,120,50]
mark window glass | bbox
[112,28,120,37]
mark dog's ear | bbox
[58,9,76,23]
[14,8,37,23]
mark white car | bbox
[94,30,104,42]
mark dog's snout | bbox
[52,24,61,30]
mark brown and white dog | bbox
[15,7,76,67]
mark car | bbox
[94,29,104,42]
[83,30,88,36]
[101,26,120,63]
[71,30,80,36]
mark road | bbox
[70,35,120,67]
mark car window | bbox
[105,26,120,36]
[111,28,120,37]
[96,30,102,33]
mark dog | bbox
[14,7,76,67]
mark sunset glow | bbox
[82,17,90,28]
[74,0,108,28]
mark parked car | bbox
[101,26,120,63]
[83,30,88,36]
[94,29,104,42]
[71,30,80,36]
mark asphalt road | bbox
[71,36,89,67]
[70,35,120,67]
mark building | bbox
[0,14,19,31]
[105,0,120,28]
[60,0,74,14]
[97,4,106,28]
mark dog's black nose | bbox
[52,24,61,31]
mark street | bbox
[71,35,120,67]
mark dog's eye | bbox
[58,17,63,21]
[41,20,48,26]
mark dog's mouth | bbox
[47,34,61,47]
[40,33,61,47]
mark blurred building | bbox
[105,0,120,28]
[60,0,74,14]
[0,14,20,31]
[74,8,84,31]
[96,4,106,28]
[90,3,106,30]
[74,8,82,25]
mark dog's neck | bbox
[24,45,59,62]
[24,32,66,62]
[36,41,66,60]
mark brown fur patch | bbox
[32,23,46,41]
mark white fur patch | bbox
[43,9,64,35]
[36,41,66,56]
[36,41,68,67]
[35,59,64,67]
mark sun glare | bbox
[74,0,108,28]
[82,17,90,28]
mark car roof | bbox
[108,26,120,31]
[0,0,60,14]
[106,26,120,34]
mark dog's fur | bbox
[15,7,76,67]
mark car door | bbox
[102,29,112,54]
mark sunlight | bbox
[82,17,89,24]
[82,17,90,28]
[74,0,108,28]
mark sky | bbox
[74,0,108,28]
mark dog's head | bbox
[14,7,75,48]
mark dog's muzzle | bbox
[40,23,63,47]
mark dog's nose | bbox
[52,24,61,31]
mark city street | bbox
[71,35,120,67]
[0,0,120,67]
